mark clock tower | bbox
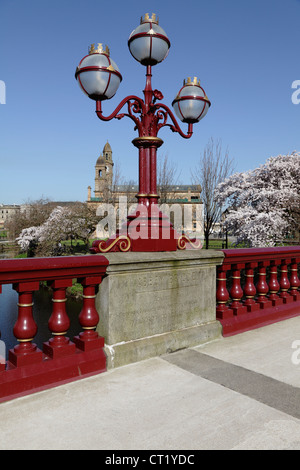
[94,141,114,198]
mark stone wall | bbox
[96,250,224,368]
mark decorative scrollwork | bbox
[156,103,193,139]
[130,99,143,115]
[156,109,168,128]
[92,235,131,253]
[177,235,202,250]
[96,93,193,140]
[96,96,145,135]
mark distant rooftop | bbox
[113,185,200,192]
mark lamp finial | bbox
[89,43,110,56]
[184,77,200,86]
[140,13,159,24]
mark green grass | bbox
[67,282,83,299]
[39,279,83,299]
[62,239,87,246]
[202,239,234,249]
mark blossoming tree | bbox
[16,205,96,256]
[215,152,300,247]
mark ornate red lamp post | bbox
[75,13,211,252]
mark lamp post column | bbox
[132,136,163,205]
[149,143,159,205]
[136,143,148,207]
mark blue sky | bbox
[0,0,299,205]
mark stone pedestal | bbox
[97,250,224,368]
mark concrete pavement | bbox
[1,316,300,450]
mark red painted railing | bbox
[0,255,108,402]
[217,247,300,336]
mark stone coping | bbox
[102,249,224,272]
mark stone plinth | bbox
[96,250,224,368]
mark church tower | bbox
[94,141,114,198]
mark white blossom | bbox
[16,225,43,251]
[16,205,93,255]
[215,152,300,247]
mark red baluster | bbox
[243,262,259,311]
[279,258,292,303]
[268,260,282,306]
[256,261,272,308]
[229,263,246,315]
[9,281,43,367]
[216,266,231,319]
[0,285,5,372]
[74,277,104,351]
[290,258,300,301]
[43,279,76,359]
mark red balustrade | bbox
[268,260,281,305]
[74,276,104,352]
[43,279,76,359]
[0,255,108,402]
[229,263,247,315]
[216,247,300,336]
[216,265,230,319]
[243,262,258,310]
[291,258,300,300]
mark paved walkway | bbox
[1,316,300,450]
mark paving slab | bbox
[0,316,300,450]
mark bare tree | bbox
[192,138,234,249]
[120,179,138,206]
[66,202,101,247]
[100,159,123,204]
[6,197,54,240]
[157,153,181,203]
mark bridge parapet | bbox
[0,255,109,402]
[1,247,299,402]
[217,246,300,336]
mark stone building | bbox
[0,204,21,229]
[87,142,204,239]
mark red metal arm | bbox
[96,98,194,140]
[155,102,193,139]
[96,97,145,134]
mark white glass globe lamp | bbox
[172,77,211,123]
[75,44,122,101]
[128,13,170,66]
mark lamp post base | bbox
[91,206,202,253]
